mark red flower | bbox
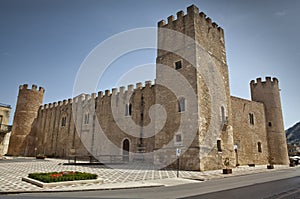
[50,173,63,178]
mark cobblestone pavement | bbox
[0,157,291,193]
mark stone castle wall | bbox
[7,84,44,156]
[34,81,156,161]
[155,5,235,170]
[231,96,269,165]
[251,77,289,164]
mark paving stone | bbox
[0,157,291,193]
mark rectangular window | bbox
[125,104,132,116]
[175,60,182,70]
[175,133,183,146]
[249,113,254,125]
[217,140,222,152]
[178,98,185,112]
[176,134,182,142]
[61,117,66,127]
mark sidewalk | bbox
[0,157,292,194]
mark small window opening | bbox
[175,60,182,70]
[258,142,262,153]
[221,106,225,123]
[176,134,182,142]
[178,97,185,112]
[84,113,89,124]
[61,117,66,127]
[249,113,254,125]
[125,103,132,116]
[217,140,222,152]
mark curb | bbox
[0,184,165,195]
[22,177,104,188]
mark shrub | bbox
[28,171,97,183]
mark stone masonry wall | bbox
[231,96,269,165]
[7,84,44,156]
[34,82,156,162]
[251,77,289,165]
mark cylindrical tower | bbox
[7,84,44,156]
[250,77,289,165]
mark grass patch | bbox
[28,171,97,183]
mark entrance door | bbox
[122,139,129,162]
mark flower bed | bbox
[28,171,97,183]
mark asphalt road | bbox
[2,167,300,199]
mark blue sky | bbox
[0,0,299,128]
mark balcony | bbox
[0,124,12,134]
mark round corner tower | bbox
[7,84,44,156]
[250,77,289,165]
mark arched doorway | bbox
[122,139,130,162]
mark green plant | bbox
[28,171,98,183]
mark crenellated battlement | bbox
[158,4,224,35]
[250,77,279,87]
[157,4,226,63]
[40,80,155,111]
[19,84,44,93]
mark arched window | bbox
[257,142,262,153]
[178,97,185,112]
[123,139,130,162]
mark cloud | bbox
[275,11,286,17]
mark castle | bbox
[7,5,289,171]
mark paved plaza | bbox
[0,157,292,194]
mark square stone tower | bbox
[154,5,235,171]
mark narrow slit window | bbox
[84,113,89,124]
[217,140,222,152]
[125,103,132,116]
[61,117,66,127]
[178,97,185,112]
[258,142,262,153]
[249,113,254,125]
[129,103,132,116]
[221,106,225,123]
